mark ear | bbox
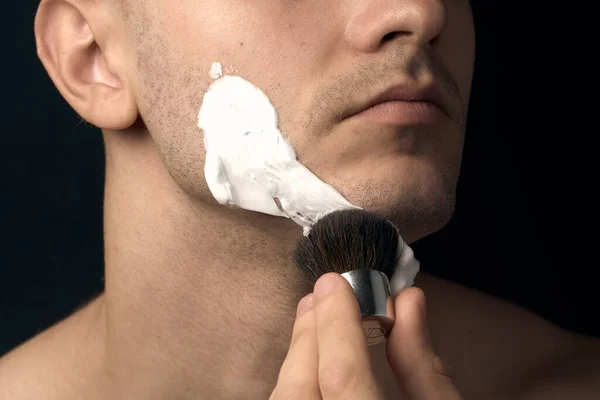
[34,0,138,130]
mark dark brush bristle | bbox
[292,209,399,285]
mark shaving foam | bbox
[197,62,420,296]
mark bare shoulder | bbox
[516,332,600,400]
[414,273,600,399]
[0,296,106,400]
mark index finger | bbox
[312,273,383,399]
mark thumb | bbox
[386,287,463,400]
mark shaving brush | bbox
[292,209,400,346]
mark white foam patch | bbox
[198,61,420,294]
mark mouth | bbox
[342,82,453,125]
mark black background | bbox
[1,2,592,357]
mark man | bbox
[0,0,597,398]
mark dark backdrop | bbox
[1,2,592,356]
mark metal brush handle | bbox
[341,270,395,346]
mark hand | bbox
[270,272,462,399]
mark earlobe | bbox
[35,0,138,130]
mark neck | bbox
[99,129,312,399]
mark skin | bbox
[272,274,464,400]
[0,0,599,398]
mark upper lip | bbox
[342,81,451,121]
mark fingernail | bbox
[314,274,338,300]
[296,293,314,317]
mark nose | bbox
[345,0,446,52]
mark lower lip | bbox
[352,101,444,125]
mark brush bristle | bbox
[292,209,399,285]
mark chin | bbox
[377,195,455,244]
[356,192,455,244]
[334,166,458,244]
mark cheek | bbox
[128,2,333,201]
[153,0,342,129]
[156,0,333,80]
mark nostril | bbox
[382,31,398,42]
[382,31,411,43]
[430,34,441,46]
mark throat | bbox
[99,130,314,399]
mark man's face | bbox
[119,0,475,240]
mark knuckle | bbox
[314,294,359,333]
[315,292,339,315]
[272,375,320,400]
[399,354,453,388]
[289,320,313,348]
[319,360,358,398]
[315,300,347,328]
[271,385,313,400]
